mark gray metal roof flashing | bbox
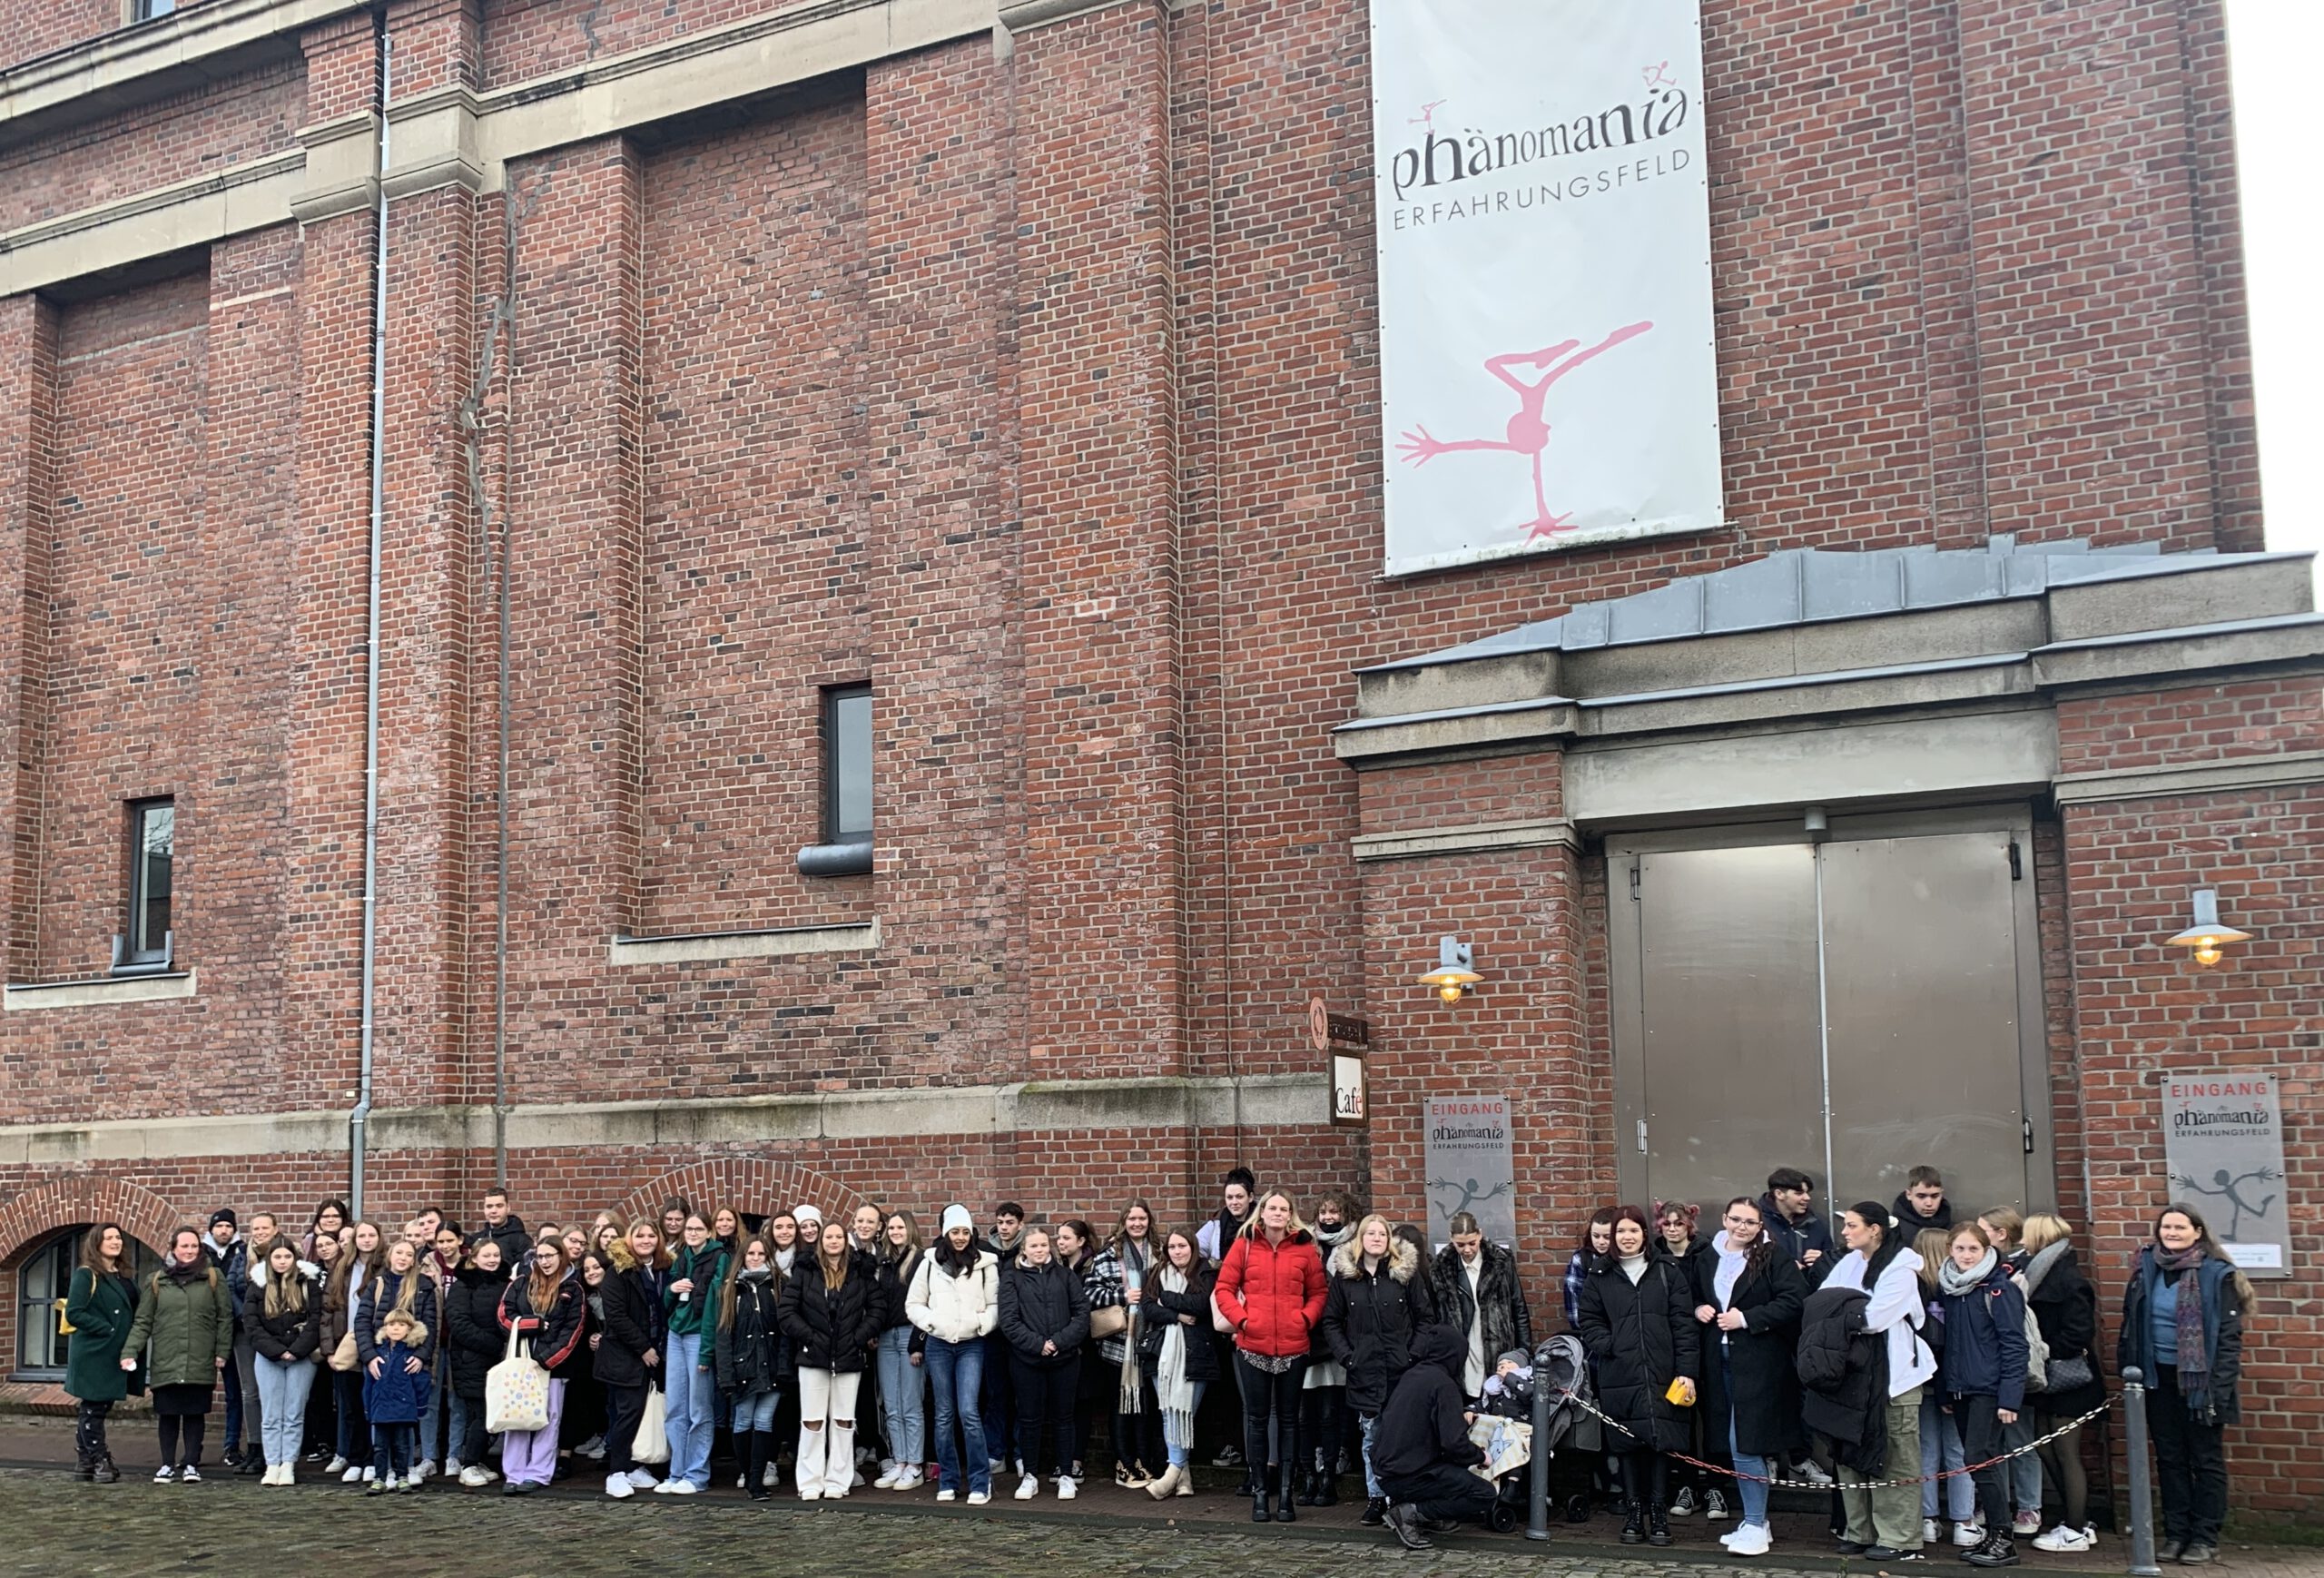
[1360,537,2316,676]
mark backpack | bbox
[2014,1289,2049,1393]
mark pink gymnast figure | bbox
[1395,321,1653,538]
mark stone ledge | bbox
[998,0,1154,34]
[0,1072,1327,1164]
[606,920,880,966]
[1351,818,1579,863]
[0,150,302,295]
[0,0,368,149]
[3,969,198,1011]
[2053,749,2324,807]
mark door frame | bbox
[1605,804,2056,1215]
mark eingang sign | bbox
[1370,0,1723,576]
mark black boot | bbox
[1362,1494,1387,1525]
[93,1453,121,1485]
[1964,1534,2020,1569]
[1387,1502,1436,1552]
[745,1431,771,1502]
[1316,1471,1340,1508]
[1296,1467,1320,1506]
[1253,1488,1272,1523]
[1275,1461,1299,1523]
[1621,1501,1647,1544]
[1649,1505,1674,1547]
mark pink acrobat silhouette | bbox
[1395,321,1653,538]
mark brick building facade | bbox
[0,0,2314,1522]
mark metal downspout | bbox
[350,17,390,1218]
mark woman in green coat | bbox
[64,1222,143,1483]
[124,1227,235,1482]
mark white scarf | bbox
[1156,1265,1196,1443]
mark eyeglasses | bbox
[1721,1214,1758,1226]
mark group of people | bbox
[55,1163,2249,1563]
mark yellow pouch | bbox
[1665,1376,1694,1406]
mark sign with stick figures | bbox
[1371,0,1722,575]
[1426,1094,1518,1248]
[2162,1072,2291,1278]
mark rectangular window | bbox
[825,685,872,843]
[133,0,176,19]
[119,798,174,972]
[798,685,872,876]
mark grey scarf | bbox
[1936,1246,1998,1297]
[2016,1238,2071,1297]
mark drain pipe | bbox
[349,16,391,1219]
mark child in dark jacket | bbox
[1936,1225,2029,1569]
[362,1308,433,1494]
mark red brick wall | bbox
[2060,678,2324,775]
[635,84,872,936]
[478,0,820,90]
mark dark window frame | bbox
[116,797,174,974]
[798,684,872,877]
[12,1228,160,1381]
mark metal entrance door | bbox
[1609,815,2049,1221]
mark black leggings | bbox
[2034,1411,2089,1531]
[1620,1446,1669,1511]
[159,1415,208,1469]
[75,1400,113,1461]
[604,1382,648,1476]
[458,1390,487,1466]
[1010,1355,1081,1478]
[1237,1354,1305,1485]
[1112,1380,1165,1475]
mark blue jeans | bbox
[926,1336,990,1494]
[252,1356,316,1470]
[1921,1396,1977,1521]
[372,1421,416,1480]
[1164,1380,1208,1467]
[1360,1413,1383,1497]
[876,1327,926,1466]
[2007,1415,2043,1520]
[736,1390,779,1432]
[664,1329,714,1489]
[1722,1353,1770,1527]
[418,1362,440,1464]
[445,1390,468,1465]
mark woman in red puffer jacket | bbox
[1216,1189,1327,1525]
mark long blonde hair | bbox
[1237,1189,1308,1241]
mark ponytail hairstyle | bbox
[1847,1200,1909,1287]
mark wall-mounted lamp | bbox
[2166,888,2250,969]
[1418,935,1481,1005]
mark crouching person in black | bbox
[1373,1324,1499,1551]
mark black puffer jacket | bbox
[1430,1240,1533,1379]
[779,1258,881,1373]
[1321,1237,1438,1415]
[714,1267,786,1398]
[998,1254,1090,1368]
[444,1267,505,1399]
[499,1273,589,1378]
[1575,1255,1699,1453]
[1796,1284,1886,1475]
[241,1274,324,1364]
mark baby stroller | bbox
[1470,1335,1595,1534]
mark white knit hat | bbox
[793,1203,824,1228]
[940,1204,973,1236]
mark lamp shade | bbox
[2166,888,2250,966]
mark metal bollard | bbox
[2122,1366,2162,1578]
[1528,1343,1552,1542]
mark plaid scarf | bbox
[2152,1245,2211,1400]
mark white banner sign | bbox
[1372,0,1723,577]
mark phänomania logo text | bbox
[1388,85,1692,202]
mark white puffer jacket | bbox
[906,1248,1000,1344]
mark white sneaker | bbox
[763,1463,781,1488]
[340,1465,363,1483]
[875,1465,904,1489]
[482,1467,500,1483]
[1056,1475,1077,1500]
[653,1478,679,1494]
[735,1473,746,1489]
[444,1457,462,1476]
[459,1466,490,1487]
[891,1468,922,1491]
[966,1488,990,1505]
[625,1468,659,1489]
[880,1456,900,1478]
[2014,1511,2043,1537]
[799,1484,822,1502]
[415,1459,436,1481]
[1015,1471,1039,1500]
[361,1466,378,1483]
[1725,1523,1774,1557]
[665,1479,698,1495]
[576,1435,606,1459]
[605,1472,635,1499]
[1954,1523,1986,1548]
[1925,1519,1943,1544]
[324,1455,349,1474]
[1796,1459,1835,1487]
[850,1467,866,1488]
[2034,1525,2094,1553]
[937,1487,959,1503]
